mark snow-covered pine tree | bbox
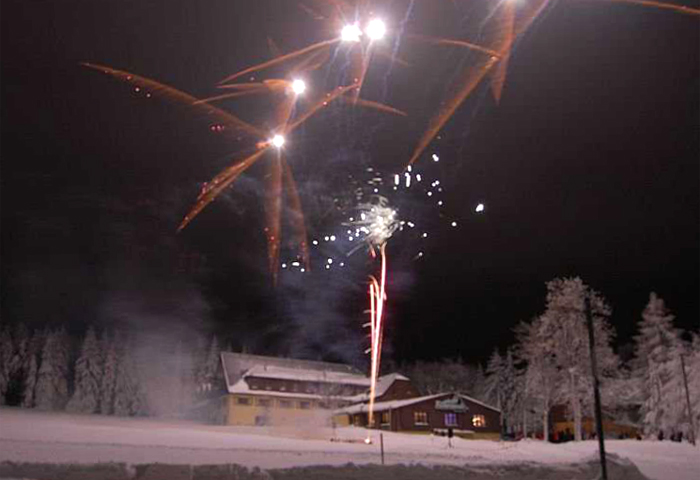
[34,328,71,411]
[113,339,147,416]
[514,317,562,442]
[0,325,12,404]
[483,348,519,435]
[21,329,45,408]
[194,336,221,396]
[66,327,104,413]
[633,292,683,437]
[100,333,119,415]
[536,277,618,441]
[686,333,700,442]
[203,336,221,392]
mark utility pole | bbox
[679,353,696,445]
[585,294,608,480]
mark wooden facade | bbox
[340,393,501,438]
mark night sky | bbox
[2,0,698,366]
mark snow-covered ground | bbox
[1,408,697,479]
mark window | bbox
[444,413,458,427]
[299,401,311,410]
[472,414,486,428]
[236,397,251,406]
[414,411,428,425]
[279,400,293,409]
[381,412,391,425]
[257,398,271,407]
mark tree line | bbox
[401,277,699,442]
[2,276,698,442]
[0,325,222,417]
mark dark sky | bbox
[2,0,698,366]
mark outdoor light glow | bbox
[432,154,440,162]
[291,79,306,95]
[341,24,362,42]
[475,203,485,213]
[365,19,386,41]
[271,134,285,148]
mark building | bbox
[335,392,502,439]
[550,404,641,440]
[218,352,370,426]
[206,352,502,438]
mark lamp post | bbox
[585,294,608,480]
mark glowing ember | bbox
[271,134,285,148]
[341,24,362,42]
[365,19,386,41]
[291,79,306,95]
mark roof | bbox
[244,365,370,387]
[220,352,364,389]
[345,373,410,403]
[335,393,501,415]
[227,377,330,401]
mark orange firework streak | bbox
[366,243,388,430]
[407,0,553,165]
[219,39,341,84]
[81,63,265,139]
[595,0,700,15]
[83,62,366,280]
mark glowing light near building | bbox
[365,19,387,41]
[432,153,440,162]
[341,24,362,42]
[475,203,485,213]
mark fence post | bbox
[380,432,385,465]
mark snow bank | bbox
[1,408,697,479]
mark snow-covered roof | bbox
[220,352,364,389]
[227,377,329,400]
[243,365,370,387]
[336,393,501,415]
[345,373,410,403]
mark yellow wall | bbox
[226,395,334,427]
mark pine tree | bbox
[113,340,146,416]
[100,333,119,415]
[35,328,71,411]
[514,318,562,442]
[537,277,618,441]
[483,349,519,435]
[633,292,683,437]
[66,328,104,413]
[21,330,45,408]
[687,334,700,441]
[0,325,12,405]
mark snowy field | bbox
[1,408,698,479]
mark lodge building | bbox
[209,352,501,438]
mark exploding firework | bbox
[83,0,697,435]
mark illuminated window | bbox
[472,414,486,427]
[414,411,428,425]
[381,412,390,425]
[257,398,271,407]
[445,413,458,427]
[279,400,293,409]
[299,401,311,409]
[236,397,251,406]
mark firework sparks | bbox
[366,243,388,431]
